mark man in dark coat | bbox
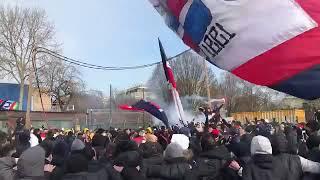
[192,133,236,180]
[145,142,193,180]
[17,145,47,180]
[243,135,320,180]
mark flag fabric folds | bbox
[159,39,186,126]
[149,0,320,100]
[119,100,170,128]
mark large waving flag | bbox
[149,0,320,100]
[159,39,186,126]
[119,100,170,128]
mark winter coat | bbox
[273,153,303,180]
[49,155,66,180]
[243,154,280,180]
[62,171,109,180]
[303,148,320,180]
[139,142,163,159]
[0,157,16,180]
[114,150,142,168]
[192,145,237,180]
[17,145,46,179]
[146,157,192,180]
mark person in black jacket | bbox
[242,135,320,180]
[192,133,237,180]
[145,142,193,180]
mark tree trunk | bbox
[18,81,25,110]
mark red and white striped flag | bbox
[159,39,186,126]
[150,0,320,100]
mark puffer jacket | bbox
[192,145,237,180]
[0,157,16,180]
[146,157,192,180]
[243,154,280,180]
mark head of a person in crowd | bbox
[138,129,146,137]
[139,141,163,158]
[33,128,41,135]
[92,133,107,147]
[40,139,54,158]
[163,142,188,161]
[71,138,86,154]
[67,131,74,137]
[179,127,191,137]
[250,135,272,156]
[77,132,84,141]
[114,133,138,157]
[306,135,320,150]
[124,128,131,135]
[95,128,104,135]
[145,134,158,143]
[270,133,288,155]
[66,153,89,173]
[46,130,55,141]
[306,120,320,134]
[146,127,153,134]
[53,140,69,158]
[0,130,8,144]
[0,131,15,157]
[17,145,46,178]
[201,133,217,152]
[171,134,189,150]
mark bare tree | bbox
[37,59,84,111]
[217,72,282,115]
[148,51,218,110]
[70,90,105,112]
[0,6,56,110]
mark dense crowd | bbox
[1,117,320,180]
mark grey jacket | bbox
[0,157,17,180]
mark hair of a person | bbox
[201,133,216,151]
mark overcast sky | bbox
[1,0,222,94]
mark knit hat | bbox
[164,143,185,159]
[71,139,85,152]
[17,145,45,177]
[251,135,272,155]
[171,134,189,150]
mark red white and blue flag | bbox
[119,99,170,128]
[149,0,320,100]
[159,39,186,126]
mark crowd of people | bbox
[1,117,320,180]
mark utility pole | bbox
[203,60,211,103]
[109,84,112,129]
[142,87,145,128]
[25,49,36,129]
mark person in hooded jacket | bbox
[17,144,48,180]
[192,133,237,180]
[139,135,164,176]
[145,142,193,180]
[303,135,320,180]
[241,135,320,180]
[13,129,31,158]
[49,140,69,180]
